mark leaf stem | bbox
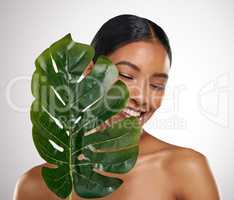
[68,192,72,200]
[68,128,73,200]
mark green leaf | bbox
[31,33,142,199]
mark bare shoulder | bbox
[14,163,59,200]
[155,141,212,179]
[167,146,220,199]
[164,145,207,167]
[150,137,220,199]
[146,135,213,178]
[142,133,210,169]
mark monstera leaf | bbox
[30,33,142,199]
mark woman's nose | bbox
[129,79,149,111]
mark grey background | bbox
[0,0,233,199]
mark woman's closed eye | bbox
[150,84,165,91]
[119,73,134,80]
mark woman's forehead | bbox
[107,40,170,74]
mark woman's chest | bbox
[73,165,176,200]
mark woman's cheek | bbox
[151,90,165,109]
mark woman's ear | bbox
[83,60,94,76]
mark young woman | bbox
[14,14,220,200]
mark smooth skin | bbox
[14,40,220,200]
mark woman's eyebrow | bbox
[115,60,168,79]
[151,73,168,79]
[115,60,140,71]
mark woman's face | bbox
[105,40,170,126]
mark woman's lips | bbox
[120,107,145,124]
[122,107,141,117]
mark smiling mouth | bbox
[121,107,145,123]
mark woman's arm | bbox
[171,148,220,200]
